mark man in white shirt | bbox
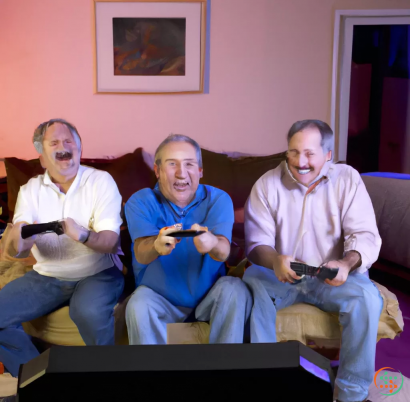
[243,120,382,402]
[0,119,123,377]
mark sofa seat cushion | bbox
[167,281,404,346]
[22,300,130,346]
[1,261,403,348]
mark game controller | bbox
[167,230,207,238]
[290,262,339,281]
[21,221,64,239]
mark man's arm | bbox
[133,227,181,265]
[209,235,230,261]
[134,236,158,265]
[325,170,380,286]
[191,225,230,261]
[340,172,381,271]
[245,175,301,283]
[247,245,278,269]
[62,218,119,254]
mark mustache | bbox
[53,151,73,160]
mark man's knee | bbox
[125,287,156,325]
[342,276,383,315]
[213,276,251,302]
[69,303,104,327]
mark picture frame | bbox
[92,0,207,94]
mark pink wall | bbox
[1,0,410,178]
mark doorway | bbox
[331,10,410,173]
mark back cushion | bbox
[362,175,410,269]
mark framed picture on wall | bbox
[92,0,207,94]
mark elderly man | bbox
[125,134,251,344]
[243,120,382,402]
[0,119,123,377]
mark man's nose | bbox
[297,154,308,167]
[175,164,187,178]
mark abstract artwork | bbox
[113,18,186,76]
[93,0,206,94]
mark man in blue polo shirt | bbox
[125,134,251,344]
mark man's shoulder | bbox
[253,164,283,188]
[79,165,121,191]
[202,184,230,198]
[329,163,361,184]
[20,173,46,193]
[126,187,156,206]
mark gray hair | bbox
[33,118,82,154]
[287,119,334,156]
[154,134,203,168]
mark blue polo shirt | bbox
[125,184,234,308]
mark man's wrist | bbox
[79,228,91,244]
[153,237,162,256]
[342,250,362,271]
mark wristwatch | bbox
[79,227,91,244]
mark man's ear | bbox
[326,150,332,162]
[199,167,203,179]
[39,155,45,168]
[154,163,160,179]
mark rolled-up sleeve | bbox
[244,175,276,256]
[12,188,33,225]
[342,171,382,272]
[92,173,122,235]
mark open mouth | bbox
[173,182,189,191]
[55,151,73,161]
[295,167,312,175]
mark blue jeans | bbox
[126,276,252,344]
[0,267,124,377]
[242,265,383,402]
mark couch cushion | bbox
[200,149,234,201]
[199,149,287,209]
[4,158,44,219]
[165,281,403,347]
[230,152,286,208]
[362,175,410,269]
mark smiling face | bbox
[154,141,203,208]
[40,123,81,182]
[287,126,331,186]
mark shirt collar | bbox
[43,165,84,194]
[283,160,332,188]
[154,182,207,213]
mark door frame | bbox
[331,9,410,162]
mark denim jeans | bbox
[126,276,252,344]
[0,267,124,377]
[242,264,383,402]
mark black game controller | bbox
[290,262,339,281]
[21,221,64,239]
[167,230,207,238]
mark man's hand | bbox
[61,218,89,243]
[191,224,217,254]
[6,222,36,256]
[153,227,181,256]
[272,254,302,284]
[323,260,350,286]
[324,251,361,286]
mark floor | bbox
[375,286,410,378]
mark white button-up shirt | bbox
[13,165,122,279]
[245,161,381,273]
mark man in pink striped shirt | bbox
[243,120,382,402]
